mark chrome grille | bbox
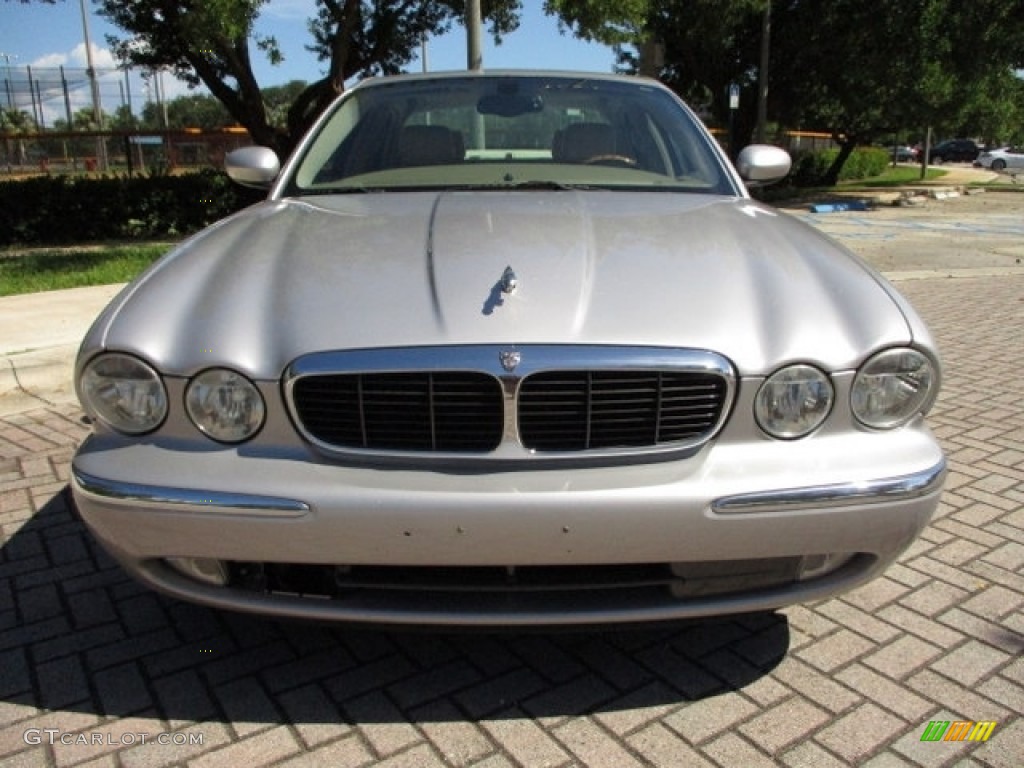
[518,371,728,451]
[285,346,735,461]
[292,372,504,452]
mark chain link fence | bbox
[1,128,251,177]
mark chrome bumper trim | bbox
[72,469,310,517]
[712,459,946,514]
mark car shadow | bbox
[3,487,789,729]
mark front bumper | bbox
[70,422,945,626]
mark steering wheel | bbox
[582,154,637,167]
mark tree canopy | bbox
[88,0,1024,179]
[576,0,1024,181]
[766,0,1024,178]
[97,0,523,155]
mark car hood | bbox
[88,191,913,379]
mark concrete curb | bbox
[0,283,124,416]
[0,344,80,415]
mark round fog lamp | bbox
[80,353,167,435]
[852,348,936,429]
[797,553,853,581]
[755,364,834,439]
[186,368,265,443]
[166,557,229,586]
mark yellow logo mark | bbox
[921,720,997,742]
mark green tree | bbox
[108,103,140,131]
[139,90,233,130]
[98,0,523,156]
[69,106,108,131]
[961,72,1024,147]
[261,80,309,130]
[545,0,764,121]
[544,0,659,74]
[0,108,35,132]
[768,0,1024,182]
[556,0,1024,183]
[544,0,647,46]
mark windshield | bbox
[285,74,736,196]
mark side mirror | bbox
[736,144,791,186]
[225,146,281,189]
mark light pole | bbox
[0,52,17,110]
[79,0,108,171]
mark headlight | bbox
[80,353,168,435]
[851,348,936,429]
[755,364,834,439]
[185,368,265,443]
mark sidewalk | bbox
[0,283,124,415]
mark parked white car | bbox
[974,146,1024,171]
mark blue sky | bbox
[0,1,618,123]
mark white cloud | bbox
[30,42,116,71]
[68,42,119,70]
[30,52,70,69]
[263,0,317,22]
[19,41,195,126]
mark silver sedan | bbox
[974,146,1024,172]
[71,71,944,627]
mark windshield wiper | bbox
[466,180,602,191]
[297,181,603,195]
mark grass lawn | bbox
[0,243,173,297]
[843,165,947,187]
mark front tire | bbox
[992,159,1007,171]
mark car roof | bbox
[352,69,664,90]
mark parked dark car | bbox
[928,139,980,164]
[889,144,918,162]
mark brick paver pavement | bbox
[1,274,1021,767]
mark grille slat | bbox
[291,363,728,455]
[518,371,727,451]
[293,372,504,452]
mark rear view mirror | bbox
[477,92,544,118]
[736,144,792,186]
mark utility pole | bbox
[466,0,484,151]
[466,0,482,71]
[756,0,771,144]
[79,0,108,171]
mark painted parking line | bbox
[792,213,1024,239]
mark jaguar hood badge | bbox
[499,349,522,372]
[483,266,519,316]
[500,266,518,295]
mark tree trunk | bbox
[823,137,856,186]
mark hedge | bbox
[789,146,890,187]
[0,171,265,247]
[0,147,893,246]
